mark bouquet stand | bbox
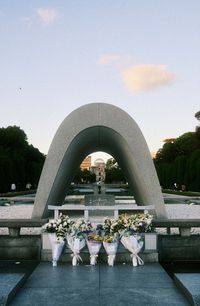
[48,233,65,267]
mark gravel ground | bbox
[0,203,200,235]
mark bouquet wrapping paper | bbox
[67,235,86,266]
[103,240,118,266]
[121,235,144,267]
[86,239,102,265]
[48,233,65,267]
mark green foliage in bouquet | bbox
[69,218,92,240]
[118,213,154,237]
[44,213,73,242]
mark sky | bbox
[1,1,200,164]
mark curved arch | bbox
[32,103,167,219]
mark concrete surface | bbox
[175,273,200,306]
[32,103,166,219]
[8,263,189,306]
[0,274,25,306]
[0,236,41,260]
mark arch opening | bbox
[32,103,167,219]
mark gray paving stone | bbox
[100,288,190,306]
[23,263,99,289]
[0,273,25,306]
[99,263,174,289]
[175,273,200,306]
[8,263,190,306]
[9,288,99,306]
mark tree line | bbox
[154,112,200,191]
[1,111,200,193]
[0,126,45,193]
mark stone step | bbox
[174,273,200,306]
[0,273,26,306]
[41,249,158,265]
[8,263,190,306]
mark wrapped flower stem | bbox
[86,239,102,265]
[121,235,144,267]
[48,233,65,267]
[103,240,118,266]
[67,235,86,266]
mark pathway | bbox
[8,263,189,306]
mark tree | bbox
[154,129,200,191]
[105,158,126,183]
[195,111,200,137]
[105,158,117,169]
[155,132,200,163]
[73,168,96,183]
[0,126,45,193]
[155,141,178,162]
[195,111,200,121]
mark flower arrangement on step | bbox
[86,224,103,265]
[67,218,92,266]
[102,218,119,266]
[118,213,153,267]
[44,214,73,266]
[44,212,154,267]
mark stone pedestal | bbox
[144,233,157,250]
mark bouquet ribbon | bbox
[71,252,83,264]
[90,254,98,260]
[130,253,144,266]
[90,254,98,265]
[108,254,116,266]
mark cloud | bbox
[37,8,59,26]
[97,54,120,65]
[121,64,175,92]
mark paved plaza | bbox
[6,262,189,306]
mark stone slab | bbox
[0,236,41,260]
[0,273,25,306]
[174,273,200,305]
[9,263,189,306]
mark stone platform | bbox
[175,273,200,305]
[7,263,189,306]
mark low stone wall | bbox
[0,235,41,260]
[1,233,200,262]
[158,235,200,261]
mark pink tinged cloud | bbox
[37,8,59,26]
[122,64,175,92]
[97,54,120,65]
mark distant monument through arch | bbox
[32,103,167,219]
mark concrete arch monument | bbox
[32,103,167,219]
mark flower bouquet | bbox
[121,234,144,267]
[102,218,120,266]
[134,213,154,233]
[44,214,72,266]
[103,235,119,266]
[86,224,103,265]
[67,218,92,266]
[119,214,144,267]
